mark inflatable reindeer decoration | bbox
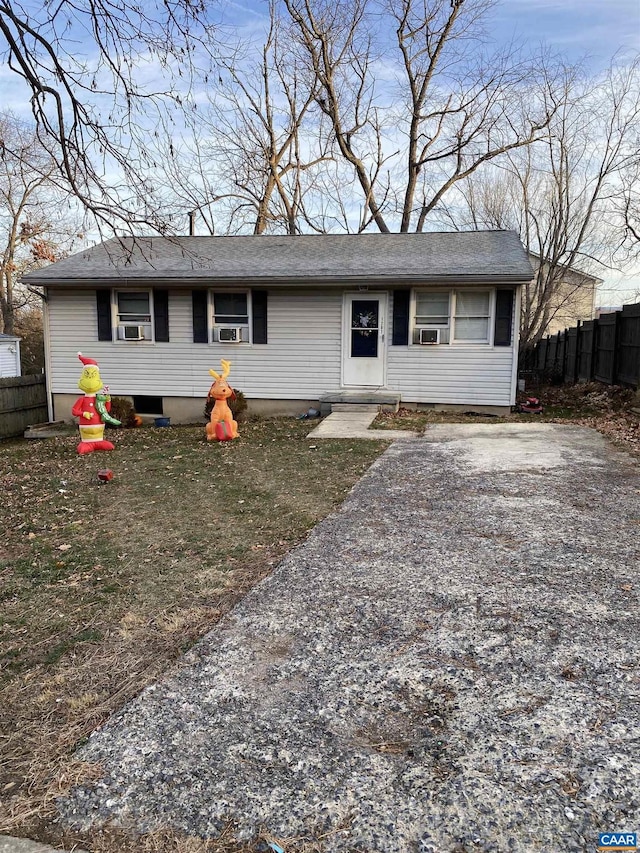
[205,360,239,442]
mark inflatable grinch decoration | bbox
[71,352,121,454]
[205,360,239,442]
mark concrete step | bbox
[331,403,380,413]
[319,391,400,416]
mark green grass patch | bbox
[44,629,104,666]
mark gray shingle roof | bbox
[24,231,533,286]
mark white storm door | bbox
[342,293,387,387]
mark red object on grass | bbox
[215,421,233,441]
[517,396,544,414]
[97,468,114,482]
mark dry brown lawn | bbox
[0,418,388,852]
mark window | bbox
[453,291,491,343]
[213,292,249,326]
[118,291,151,323]
[116,290,152,341]
[193,289,268,345]
[211,291,250,343]
[97,289,168,343]
[413,289,493,345]
[415,291,451,343]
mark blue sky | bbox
[223,0,640,65]
[488,0,639,68]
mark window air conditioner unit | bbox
[419,328,440,345]
[118,324,145,341]
[217,327,243,343]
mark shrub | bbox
[106,396,139,428]
[204,389,248,424]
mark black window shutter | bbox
[494,289,514,346]
[192,289,208,343]
[153,289,169,342]
[392,289,410,346]
[96,289,112,341]
[252,290,268,344]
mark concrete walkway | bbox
[306,408,417,440]
[59,424,639,852]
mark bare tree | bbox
[0,113,81,335]
[438,58,640,346]
[282,0,395,232]
[622,173,640,248]
[157,2,337,237]
[281,0,565,233]
[615,138,640,258]
[0,0,219,230]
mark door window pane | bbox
[351,300,379,330]
[351,300,379,358]
[351,330,378,357]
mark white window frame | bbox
[412,288,496,347]
[210,289,251,344]
[452,289,494,345]
[113,289,154,343]
[414,290,452,344]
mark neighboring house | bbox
[24,231,532,422]
[527,254,600,337]
[0,333,21,377]
[595,306,623,318]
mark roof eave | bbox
[30,273,531,287]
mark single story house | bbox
[0,333,21,378]
[24,230,533,422]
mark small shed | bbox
[0,333,21,377]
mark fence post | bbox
[611,310,621,385]
[590,318,599,381]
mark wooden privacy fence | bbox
[527,303,640,389]
[0,374,48,440]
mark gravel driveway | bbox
[61,424,640,852]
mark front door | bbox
[342,293,387,387]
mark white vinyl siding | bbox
[0,341,21,377]
[386,345,515,406]
[46,288,342,399]
[390,290,516,406]
[46,285,518,406]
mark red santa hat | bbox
[78,352,99,368]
